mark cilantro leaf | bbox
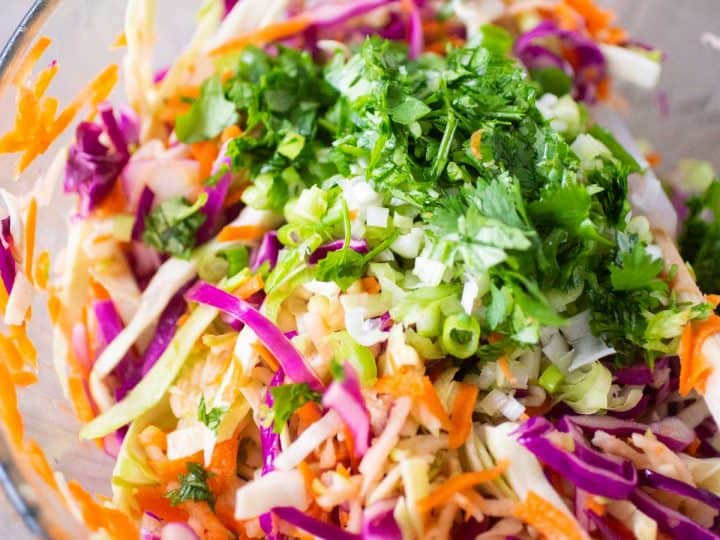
[609,241,664,291]
[143,194,207,259]
[270,383,321,433]
[175,76,238,143]
[587,125,642,174]
[165,462,215,509]
[198,396,227,434]
[315,248,366,289]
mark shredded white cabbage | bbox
[5,271,33,326]
[234,469,309,519]
[274,410,343,470]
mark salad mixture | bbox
[2,1,720,539]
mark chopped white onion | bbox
[461,279,479,315]
[478,389,509,416]
[345,307,389,347]
[391,228,424,259]
[569,334,616,371]
[234,469,309,520]
[412,256,445,286]
[499,395,526,421]
[366,206,389,228]
[166,423,215,466]
[599,44,661,90]
[393,212,414,232]
[273,410,343,470]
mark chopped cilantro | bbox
[680,179,720,293]
[143,194,207,259]
[198,396,227,434]
[175,76,238,143]
[270,383,321,433]
[165,462,215,509]
[220,246,250,277]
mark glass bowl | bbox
[0,0,718,538]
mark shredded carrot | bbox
[643,151,662,168]
[47,294,62,324]
[12,371,38,386]
[23,197,37,282]
[686,437,701,456]
[135,486,190,522]
[89,277,111,301]
[448,383,478,449]
[217,224,267,242]
[295,401,323,434]
[210,15,314,57]
[418,461,509,513]
[514,490,585,540]
[190,141,220,180]
[33,62,59,99]
[67,376,96,424]
[497,356,517,384]
[68,480,140,537]
[361,276,381,294]
[0,355,24,447]
[209,437,240,489]
[223,183,249,209]
[252,342,279,372]
[348,209,358,221]
[233,273,265,299]
[585,494,605,516]
[111,32,127,49]
[12,36,52,87]
[679,313,720,396]
[150,455,202,484]
[139,425,167,451]
[342,425,358,469]
[33,250,50,290]
[707,294,720,307]
[298,461,316,498]
[221,124,242,143]
[95,178,127,216]
[26,439,60,492]
[548,470,566,495]
[525,399,554,418]
[9,324,37,369]
[470,130,483,159]
[0,280,8,315]
[596,76,612,102]
[376,368,452,428]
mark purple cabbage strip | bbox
[132,187,155,241]
[224,0,239,17]
[639,469,720,511]
[516,418,636,498]
[153,66,169,84]
[406,0,423,59]
[118,105,140,147]
[631,488,720,540]
[185,282,324,390]
[565,415,694,452]
[0,217,16,294]
[273,507,361,540]
[308,238,368,264]
[250,231,281,272]
[515,20,606,103]
[311,0,398,29]
[197,153,232,244]
[362,498,403,540]
[259,368,285,540]
[93,299,143,402]
[140,281,193,376]
[99,103,130,158]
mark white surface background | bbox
[0,1,719,539]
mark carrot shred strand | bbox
[513,490,585,540]
[418,461,509,513]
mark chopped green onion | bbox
[538,364,565,394]
[441,313,480,359]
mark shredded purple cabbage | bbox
[132,187,155,241]
[0,217,16,294]
[308,238,369,264]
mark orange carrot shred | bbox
[252,342,280,372]
[361,276,381,294]
[210,15,314,57]
[190,141,220,181]
[221,124,242,142]
[298,461,316,497]
[32,62,59,99]
[418,461,509,513]
[0,356,24,447]
[12,36,52,87]
[218,224,267,242]
[24,197,37,282]
[687,437,702,456]
[33,250,50,290]
[679,313,720,396]
[514,490,586,540]
[448,383,479,449]
[233,273,265,299]
[26,439,60,492]
[585,494,605,516]
[470,130,483,159]
[420,377,453,431]
[0,334,23,371]
[67,376,96,424]
[112,32,127,49]
[497,356,517,384]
